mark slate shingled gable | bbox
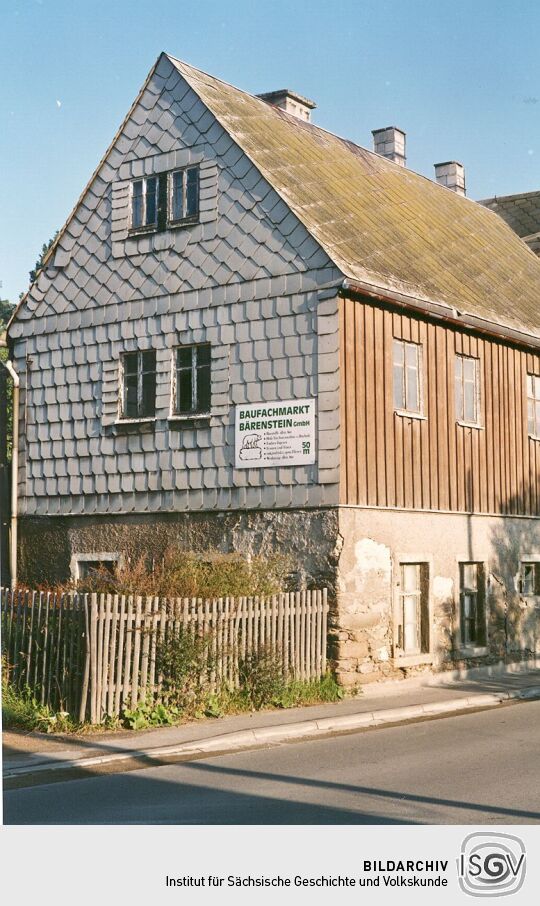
[8,53,341,520]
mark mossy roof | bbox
[171,56,540,340]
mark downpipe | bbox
[0,350,19,588]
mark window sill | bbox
[394,410,427,421]
[128,218,199,238]
[128,225,158,237]
[457,420,483,430]
[393,653,433,667]
[168,412,212,423]
[114,417,156,427]
[456,646,489,659]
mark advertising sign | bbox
[235,398,316,469]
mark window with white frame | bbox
[393,339,423,414]
[130,176,158,230]
[397,563,430,655]
[455,355,480,425]
[169,167,199,223]
[173,344,211,416]
[129,167,199,234]
[120,350,156,419]
[459,562,486,646]
[521,561,540,595]
[527,373,540,438]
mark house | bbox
[6,53,540,686]
[480,190,540,256]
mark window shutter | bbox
[101,360,120,426]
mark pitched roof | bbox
[479,190,540,239]
[170,56,540,341]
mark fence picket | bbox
[2,586,329,720]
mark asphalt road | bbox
[4,699,540,824]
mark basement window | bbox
[521,561,540,595]
[397,563,430,655]
[459,562,486,646]
[393,339,423,415]
[527,374,540,438]
[173,344,211,416]
[120,350,156,419]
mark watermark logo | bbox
[458,833,526,897]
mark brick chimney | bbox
[434,161,466,196]
[256,89,316,122]
[372,126,406,167]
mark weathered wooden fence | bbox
[1,588,328,723]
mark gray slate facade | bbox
[9,54,342,532]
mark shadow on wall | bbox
[489,490,540,658]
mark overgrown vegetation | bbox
[1,668,74,733]
[28,548,292,599]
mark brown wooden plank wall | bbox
[338,294,540,515]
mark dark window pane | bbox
[186,168,198,216]
[123,352,138,376]
[132,181,143,228]
[141,370,156,417]
[197,344,211,367]
[197,364,211,412]
[124,372,138,418]
[172,171,184,221]
[177,346,193,370]
[142,350,156,373]
[178,368,193,412]
[145,177,157,225]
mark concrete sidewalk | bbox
[4,666,540,780]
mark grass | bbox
[2,677,75,734]
[2,673,345,734]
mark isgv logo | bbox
[458,833,526,897]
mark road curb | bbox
[5,685,540,780]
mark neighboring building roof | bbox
[169,55,540,340]
[479,190,540,238]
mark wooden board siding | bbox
[339,294,540,515]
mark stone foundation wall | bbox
[18,505,540,689]
[18,507,341,593]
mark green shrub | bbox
[237,647,287,709]
[155,628,212,712]
[30,548,292,599]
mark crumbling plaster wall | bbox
[334,507,540,686]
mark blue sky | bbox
[1,0,539,302]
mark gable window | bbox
[129,167,199,234]
[527,374,540,438]
[121,350,156,419]
[170,167,199,223]
[459,562,486,646]
[130,177,158,230]
[455,355,480,424]
[521,561,540,595]
[393,339,423,414]
[174,344,211,415]
[397,563,430,655]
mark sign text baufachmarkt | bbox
[235,398,316,469]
